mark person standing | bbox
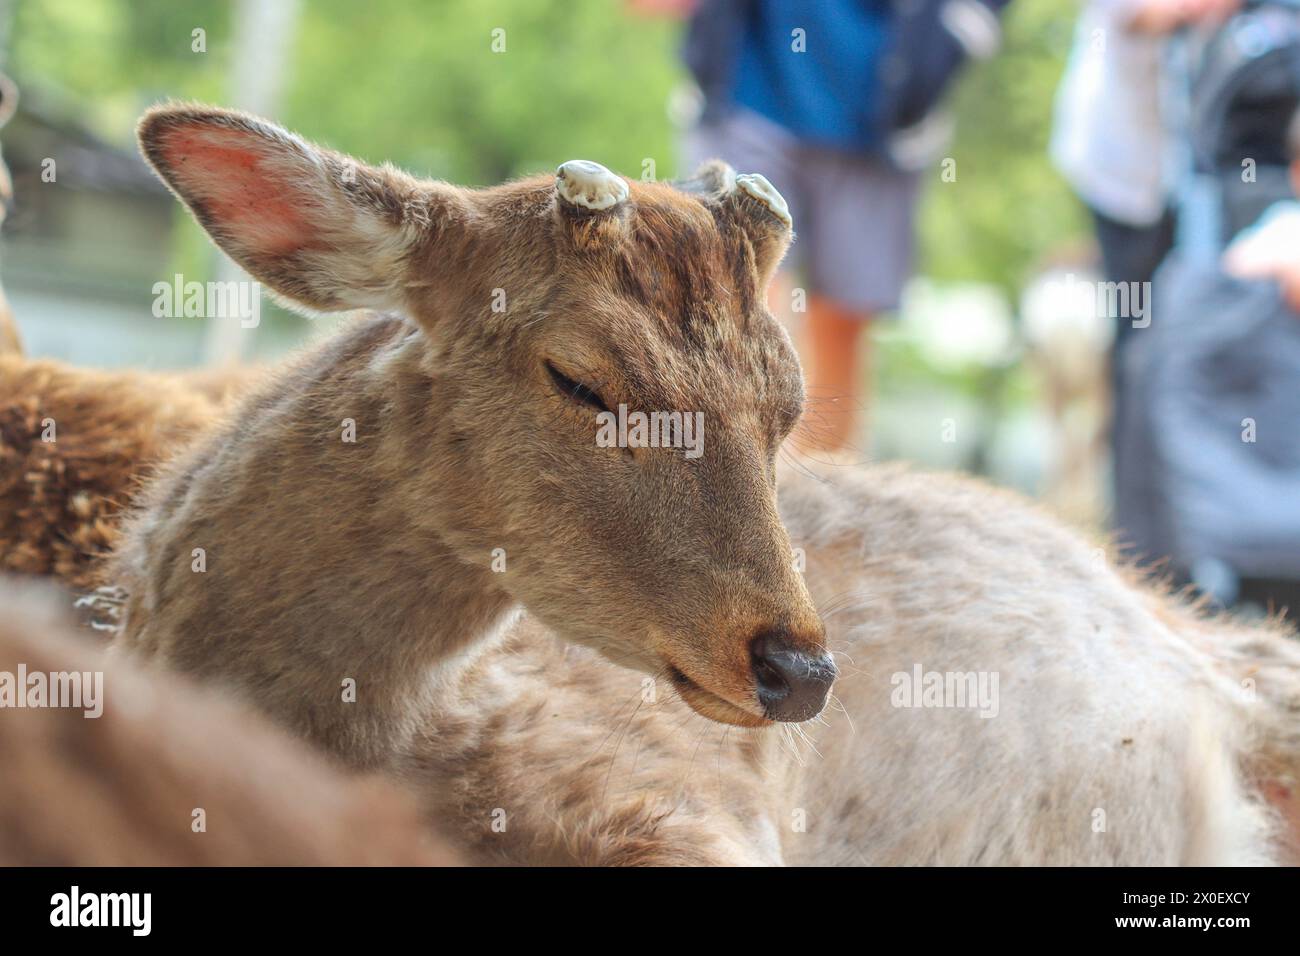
[676,0,1006,451]
[1050,0,1238,534]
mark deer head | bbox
[137,104,833,727]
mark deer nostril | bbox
[752,652,791,700]
[750,631,838,723]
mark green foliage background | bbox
[8,0,1088,304]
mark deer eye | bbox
[546,360,610,414]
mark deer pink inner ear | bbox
[162,127,318,257]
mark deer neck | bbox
[122,315,520,766]
[300,316,522,749]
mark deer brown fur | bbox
[0,357,248,589]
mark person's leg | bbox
[800,153,920,453]
[1094,205,1175,558]
[800,296,873,452]
[1093,206,1175,367]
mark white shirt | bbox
[1050,1,1169,226]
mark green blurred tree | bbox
[919,0,1091,300]
[8,0,1088,309]
[9,0,681,183]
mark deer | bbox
[3,103,1294,865]
[112,103,834,769]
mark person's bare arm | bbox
[1124,0,1240,35]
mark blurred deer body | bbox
[408,464,1300,865]
[0,583,455,866]
[0,357,249,589]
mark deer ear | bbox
[138,104,455,314]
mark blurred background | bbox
[2,0,1298,611]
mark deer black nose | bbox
[750,631,838,722]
